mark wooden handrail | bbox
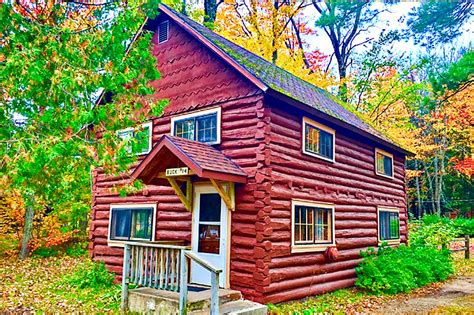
[185,250,222,274]
[122,241,190,250]
[121,243,221,315]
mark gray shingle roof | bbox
[161,5,408,154]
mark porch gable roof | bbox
[131,135,247,184]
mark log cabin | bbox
[89,4,411,306]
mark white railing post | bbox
[178,249,188,314]
[210,271,220,315]
[121,243,131,311]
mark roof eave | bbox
[266,90,414,157]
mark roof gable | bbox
[158,4,410,156]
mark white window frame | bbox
[107,203,157,247]
[117,121,153,156]
[170,107,221,145]
[158,20,169,44]
[291,200,336,253]
[377,206,400,245]
[375,148,394,179]
[302,117,336,163]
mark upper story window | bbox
[292,200,335,253]
[109,204,156,244]
[302,117,335,162]
[378,207,400,244]
[117,122,152,155]
[158,20,169,44]
[171,108,221,145]
[375,148,394,178]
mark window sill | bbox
[291,243,335,253]
[378,239,400,246]
[107,239,152,248]
[302,150,335,163]
[375,171,394,180]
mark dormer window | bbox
[302,117,335,162]
[375,148,394,178]
[158,20,169,44]
[171,108,221,145]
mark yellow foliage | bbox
[215,0,337,90]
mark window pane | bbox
[111,209,131,240]
[133,125,151,154]
[198,224,220,254]
[379,211,399,241]
[175,118,195,140]
[295,206,332,245]
[305,124,333,159]
[197,114,217,143]
[384,156,393,177]
[199,193,221,222]
[117,130,133,154]
[131,208,152,240]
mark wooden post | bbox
[210,271,220,315]
[178,250,188,315]
[465,235,470,259]
[121,244,131,311]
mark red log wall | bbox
[256,98,408,303]
[89,14,408,305]
[89,16,265,301]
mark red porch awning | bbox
[131,135,247,185]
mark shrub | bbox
[62,260,115,289]
[452,218,474,237]
[355,244,454,294]
[410,220,459,248]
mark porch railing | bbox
[121,241,222,315]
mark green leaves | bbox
[0,1,163,240]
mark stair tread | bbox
[189,299,267,315]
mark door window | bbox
[198,193,221,254]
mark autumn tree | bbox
[0,0,163,258]
[312,1,388,101]
[215,0,336,90]
[406,0,473,48]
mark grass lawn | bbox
[267,252,473,314]
[0,237,121,313]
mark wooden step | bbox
[189,299,267,315]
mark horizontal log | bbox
[265,277,357,304]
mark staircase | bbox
[121,242,266,314]
[128,287,267,315]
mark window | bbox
[158,20,169,44]
[375,148,394,178]
[117,122,152,155]
[302,117,335,162]
[292,200,335,252]
[171,108,221,144]
[109,204,156,244]
[378,208,400,243]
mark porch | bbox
[121,241,266,314]
[123,135,265,314]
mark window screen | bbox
[294,205,333,245]
[174,113,217,143]
[376,152,393,177]
[304,123,334,160]
[117,123,151,155]
[379,210,399,241]
[110,207,153,241]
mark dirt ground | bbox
[373,276,474,314]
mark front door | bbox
[191,185,228,288]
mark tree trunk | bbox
[204,0,217,25]
[182,0,187,16]
[415,159,423,218]
[433,154,440,215]
[338,61,348,102]
[19,193,35,260]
